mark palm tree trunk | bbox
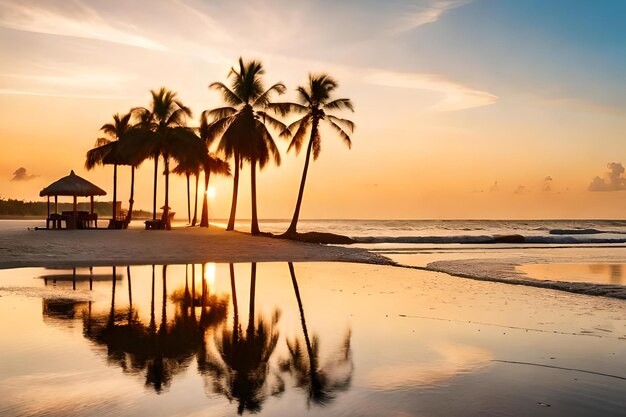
[124,166,135,228]
[250,158,260,235]
[201,263,207,319]
[161,265,168,333]
[229,263,239,343]
[288,262,316,371]
[108,266,117,328]
[285,122,318,236]
[200,170,211,227]
[186,173,191,224]
[150,265,156,333]
[191,264,196,320]
[153,154,159,222]
[192,174,199,226]
[226,153,240,231]
[247,263,256,338]
[112,162,118,227]
[127,266,133,324]
[164,156,171,230]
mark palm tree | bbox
[85,111,140,228]
[279,74,354,236]
[199,153,231,228]
[134,87,194,229]
[203,58,289,235]
[197,112,232,227]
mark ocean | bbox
[219,219,626,244]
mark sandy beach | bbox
[0,225,390,269]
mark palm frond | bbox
[210,82,243,106]
[327,115,355,133]
[85,141,114,170]
[312,129,322,160]
[296,86,312,106]
[324,98,354,112]
[326,119,352,149]
[252,83,286,108]
[202,107,237,122]
[266,102,308,116]
[257,111,290,138]
[287,115,311,155]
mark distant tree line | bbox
[0,198,151,218]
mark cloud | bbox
[11,167,36,181]
[542,176,553,192]
[364,71,497,111]
[0,1,167,51]
[513,185,528,194]
[393,0,470,34]
[588,162,626,192]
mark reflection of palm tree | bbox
[280,75,354,236]
[199,263,282,414]
[280,263,353,406]
[82,264,227,393]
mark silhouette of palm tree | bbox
[199,263,282,414]
[280,262,353,406]
[203,58,290,234]
[85,111,143,227]
[133,87,197,229]
[279,75,354,236]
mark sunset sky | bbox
[0,0,625,219]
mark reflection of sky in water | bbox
[520,263,625,285]
[0,263,625,416]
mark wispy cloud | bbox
[364,71,498,111]
[0,0,167,51]
[0,71,138,99]
[393,0,470,34]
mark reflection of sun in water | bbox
[204,263,216,288]
[207,186,217,199]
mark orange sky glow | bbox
[1,0,625,219]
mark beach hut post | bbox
[72,196,78,229]
[46,196,50,227]
[54,195,58,214]
[90,196,94,215]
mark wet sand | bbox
[0,262,625,416]
[0,226,390,269]
[368,244,626,300]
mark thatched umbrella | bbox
[40,170,106,229]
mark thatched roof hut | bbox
[40,170,106,197]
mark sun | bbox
[207,186,217,199]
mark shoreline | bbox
[2,222,626,301]
[0,226,392,270]
[423,259,626,300]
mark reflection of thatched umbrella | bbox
[39,170,106,229]
[280,263,353,407]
